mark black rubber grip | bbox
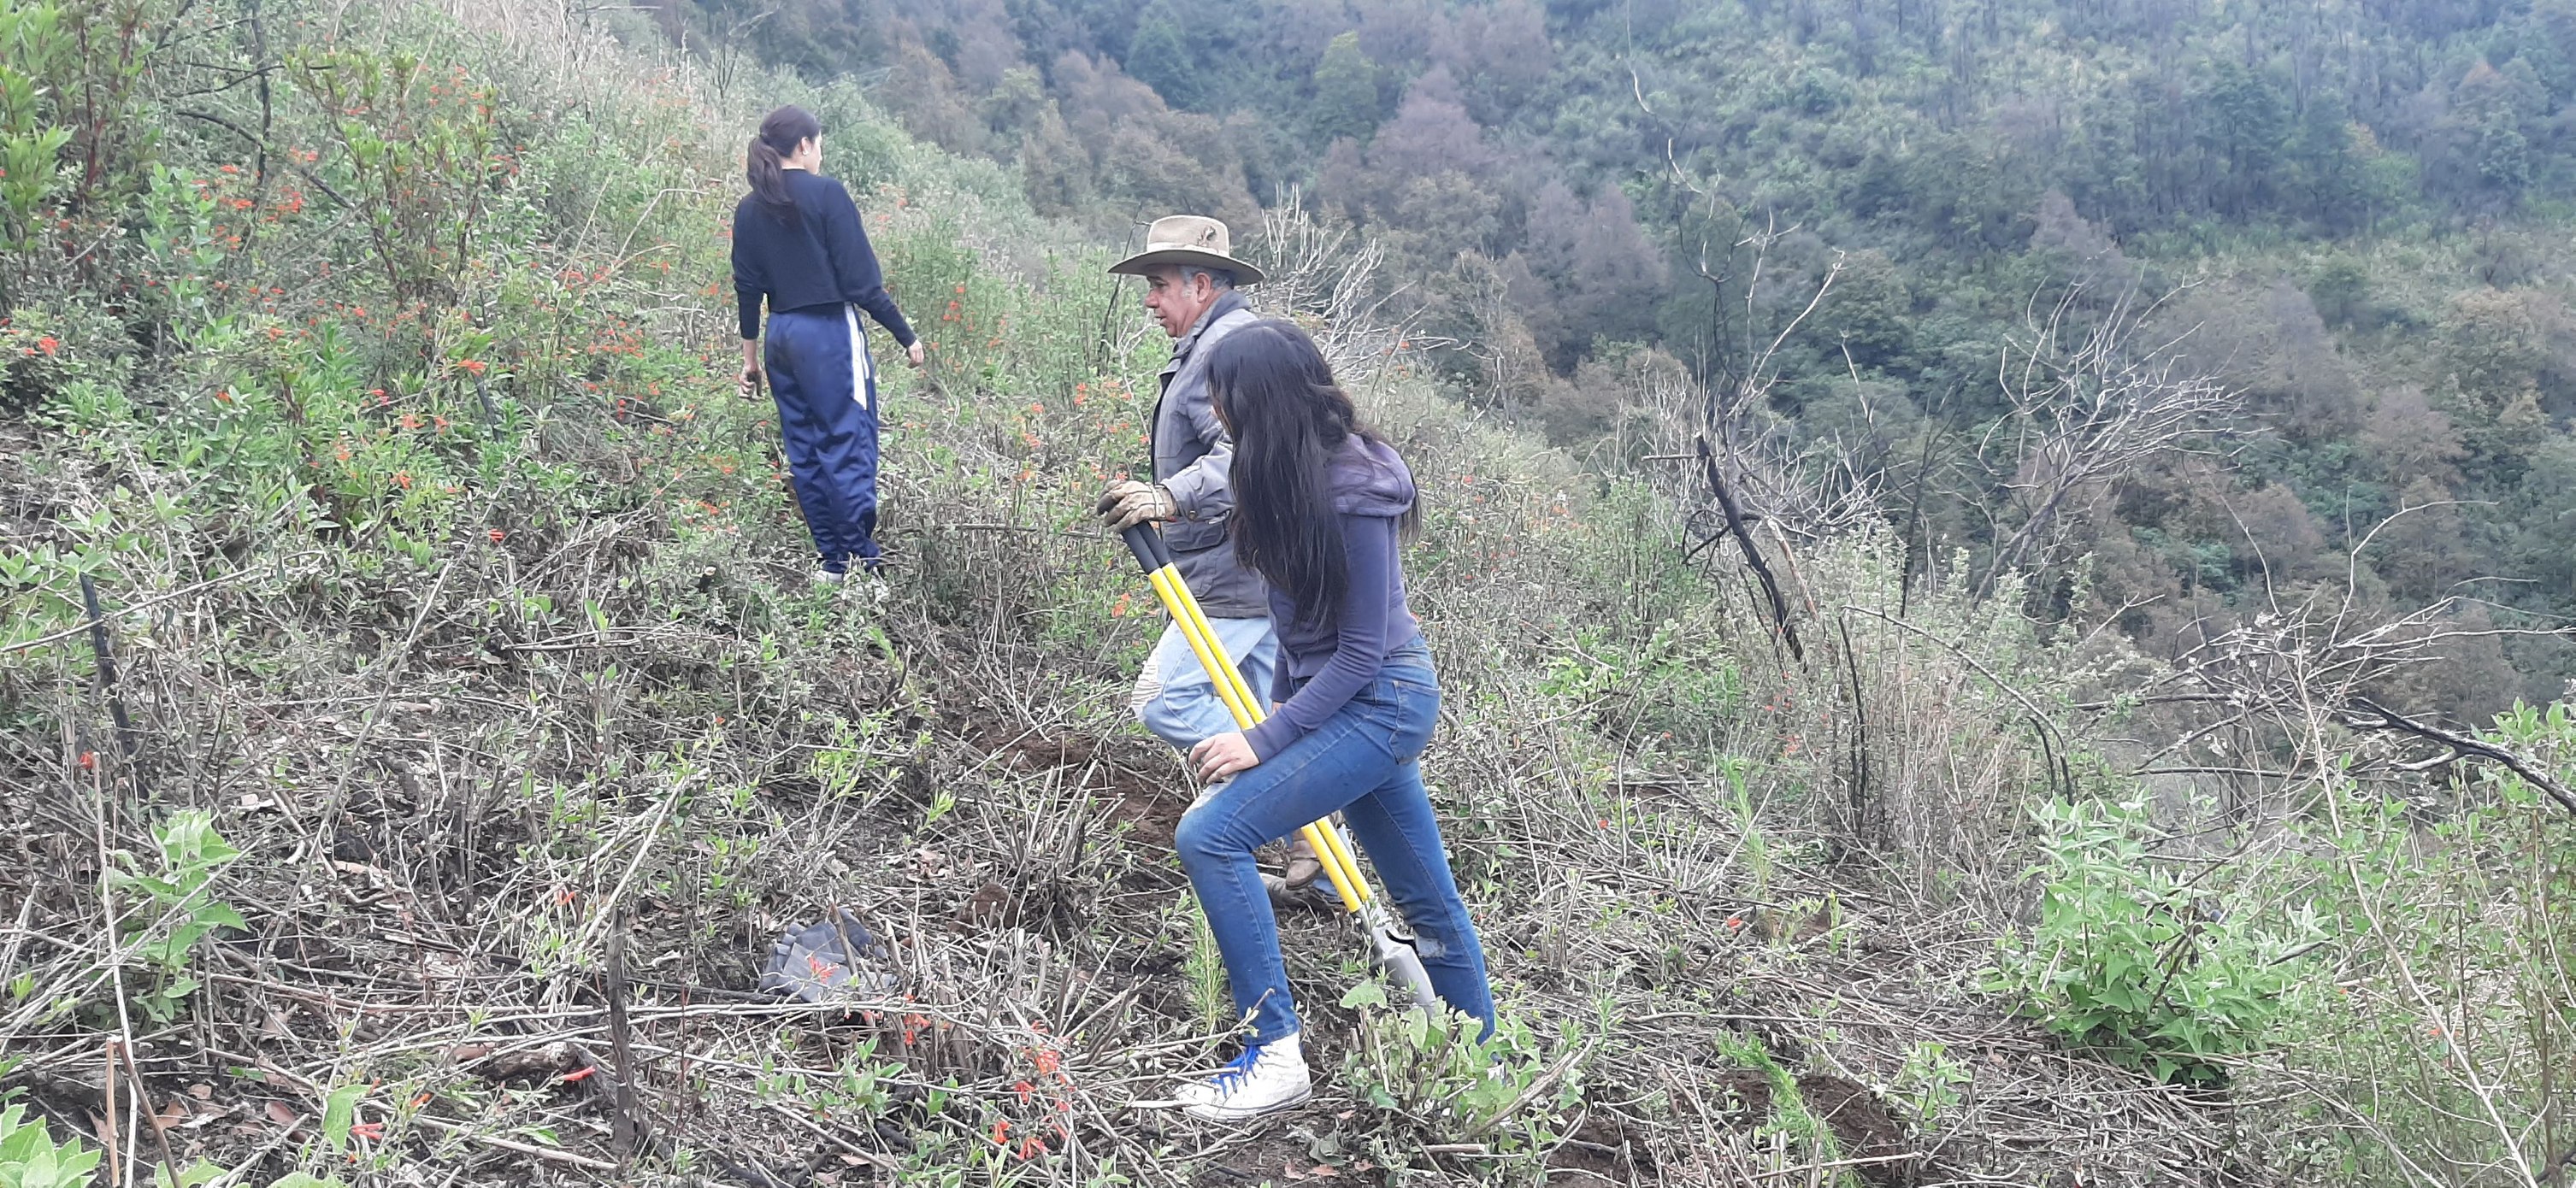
[1119,523,1166,574]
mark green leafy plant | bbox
[1338,981,1587,1154]
[1890,1040,1971,1127]
[289,46,503,306]
[0,1103,100,1188]
[0,0,73,258]
[108,810,246,1025]
[1990,797,2315,1084]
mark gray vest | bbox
[1150,296,1266,618]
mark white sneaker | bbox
[812,567,848,587]
[1175,1032,1312,1122]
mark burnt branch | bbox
[2338,697,2576,816]
[1697,434,1802,664]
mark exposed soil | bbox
[1547,1112,1650,1182]
[1795,1073,1918,1188]
[964,720,1187,847]
[1705,1068,1920,1187]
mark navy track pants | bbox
[764,303,881,571]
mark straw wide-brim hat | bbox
[1106,215,1266,285]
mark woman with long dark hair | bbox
[1165,320,1494,1122]
[731,104,923,582]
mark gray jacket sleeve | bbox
[1158,309,1255,521]
[1160,391,1235,520]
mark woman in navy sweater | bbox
[1167,320,1494,1122]
[731,105,923,581]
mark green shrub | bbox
[108,810,245,1026]
[1337,980,1589,1163]
[1991,797,2318,1084]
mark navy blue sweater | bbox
[1243,438,1423,761]
[731,170,917,347]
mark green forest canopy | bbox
[671,0,2576,715]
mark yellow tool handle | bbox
[1123,526,1371,912]
[1148,567,1369,912]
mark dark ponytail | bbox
[1211,320,1409,628]
[747,105,821,218]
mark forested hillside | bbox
[681,0,2576,712]
[3,0,2573,1185]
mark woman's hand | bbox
[905,339,927,368]
[739,338,764,399]
[1189,732,1259,783]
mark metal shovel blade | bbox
[1359,900,1441,1014]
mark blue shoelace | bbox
[1206,1045,1264,1094]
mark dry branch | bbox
[1977,284,2239,597]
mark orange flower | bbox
[33,336,56,355]
[990,1119,1010,1144]
[487,529,506,543]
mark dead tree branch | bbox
[2338,697,2576,815]
[1976,283,2240,598]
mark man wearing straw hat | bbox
[1096,215,1323,900]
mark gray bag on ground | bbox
[758,908,898,1003]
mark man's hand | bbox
[739,364,764,399]
[905,339,926,368]
[1190,732,1259,782]
[1093,480,1178,530]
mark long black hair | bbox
[747,105,820,218]
[1210,320,1417,627]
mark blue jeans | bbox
[1173,638,1493,1044]
[1131,617,1278,750]
[764,303,880,571]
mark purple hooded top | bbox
[1241,437,1423,761]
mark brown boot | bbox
[1282,835,1324,891]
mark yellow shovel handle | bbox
[1124,526,1372,912]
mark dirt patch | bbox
[964,724,1187,847]
[1795,1073,1916,1188]
[1708,1069,1919,1187]
[1547,1112,1650,1181]
[1714,1067,1774,1120]
[1191,1131,1327,1185]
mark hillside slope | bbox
[2,1,2569,1186]
[686,0,2576,715]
